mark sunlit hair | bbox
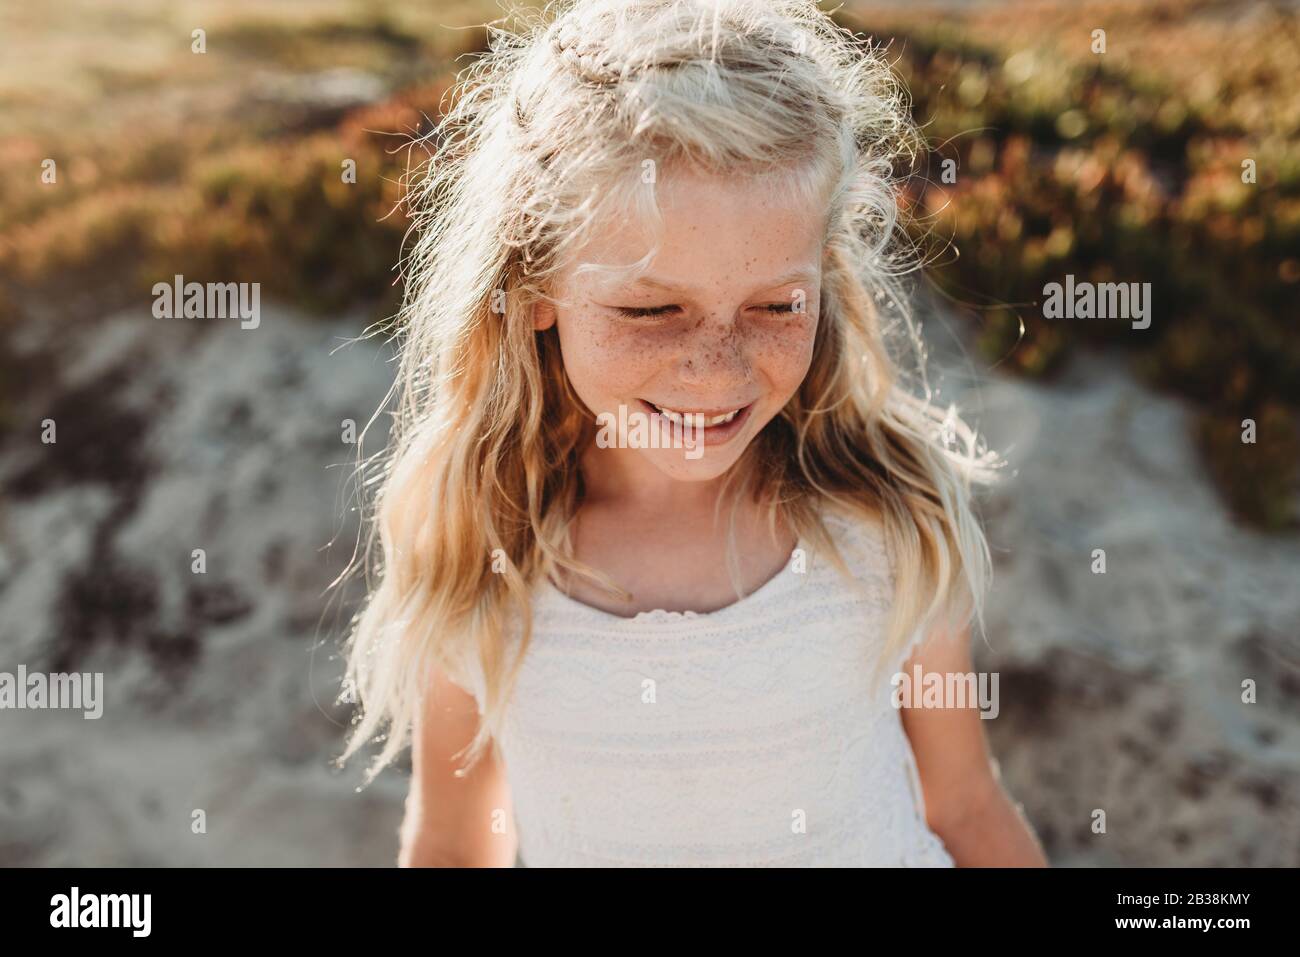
[336,0,1000,783]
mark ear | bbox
[533,299,557,331]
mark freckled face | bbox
[538,169,825,482]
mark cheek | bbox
[748,312,819,391]
[555,311,668,400]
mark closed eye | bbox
[614,303,798,318]
[614,305,680,318]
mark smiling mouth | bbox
[643,401,750,426]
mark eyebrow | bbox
[623,268,819,295]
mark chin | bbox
[639,445,748,482]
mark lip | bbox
[637,398,756,448]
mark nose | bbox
[674,310,753,389]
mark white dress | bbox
[459,508,955,867]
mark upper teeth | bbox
[652,404,740,426]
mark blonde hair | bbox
[336,0,1000,783]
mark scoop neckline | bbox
[541,535,806,625]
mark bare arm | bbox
[899,625,1048,867]
[398,666,518,867]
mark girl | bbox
[337,0,1047,867]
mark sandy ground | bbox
[0,302,1297,866]
[1,305,406,865]
[958,350,1300,865]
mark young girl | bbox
[337,0,1047,867]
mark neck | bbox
[578,442,733,515]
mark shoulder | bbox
[439,647,487,715]
[811,500,894,590]
[817,501,890,561]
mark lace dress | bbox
[457,509,955,867]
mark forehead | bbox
[566,166,828,293]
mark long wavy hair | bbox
[336,0,1000,784]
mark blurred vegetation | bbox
[850,0,1300,529]
[0,0,1296,527]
